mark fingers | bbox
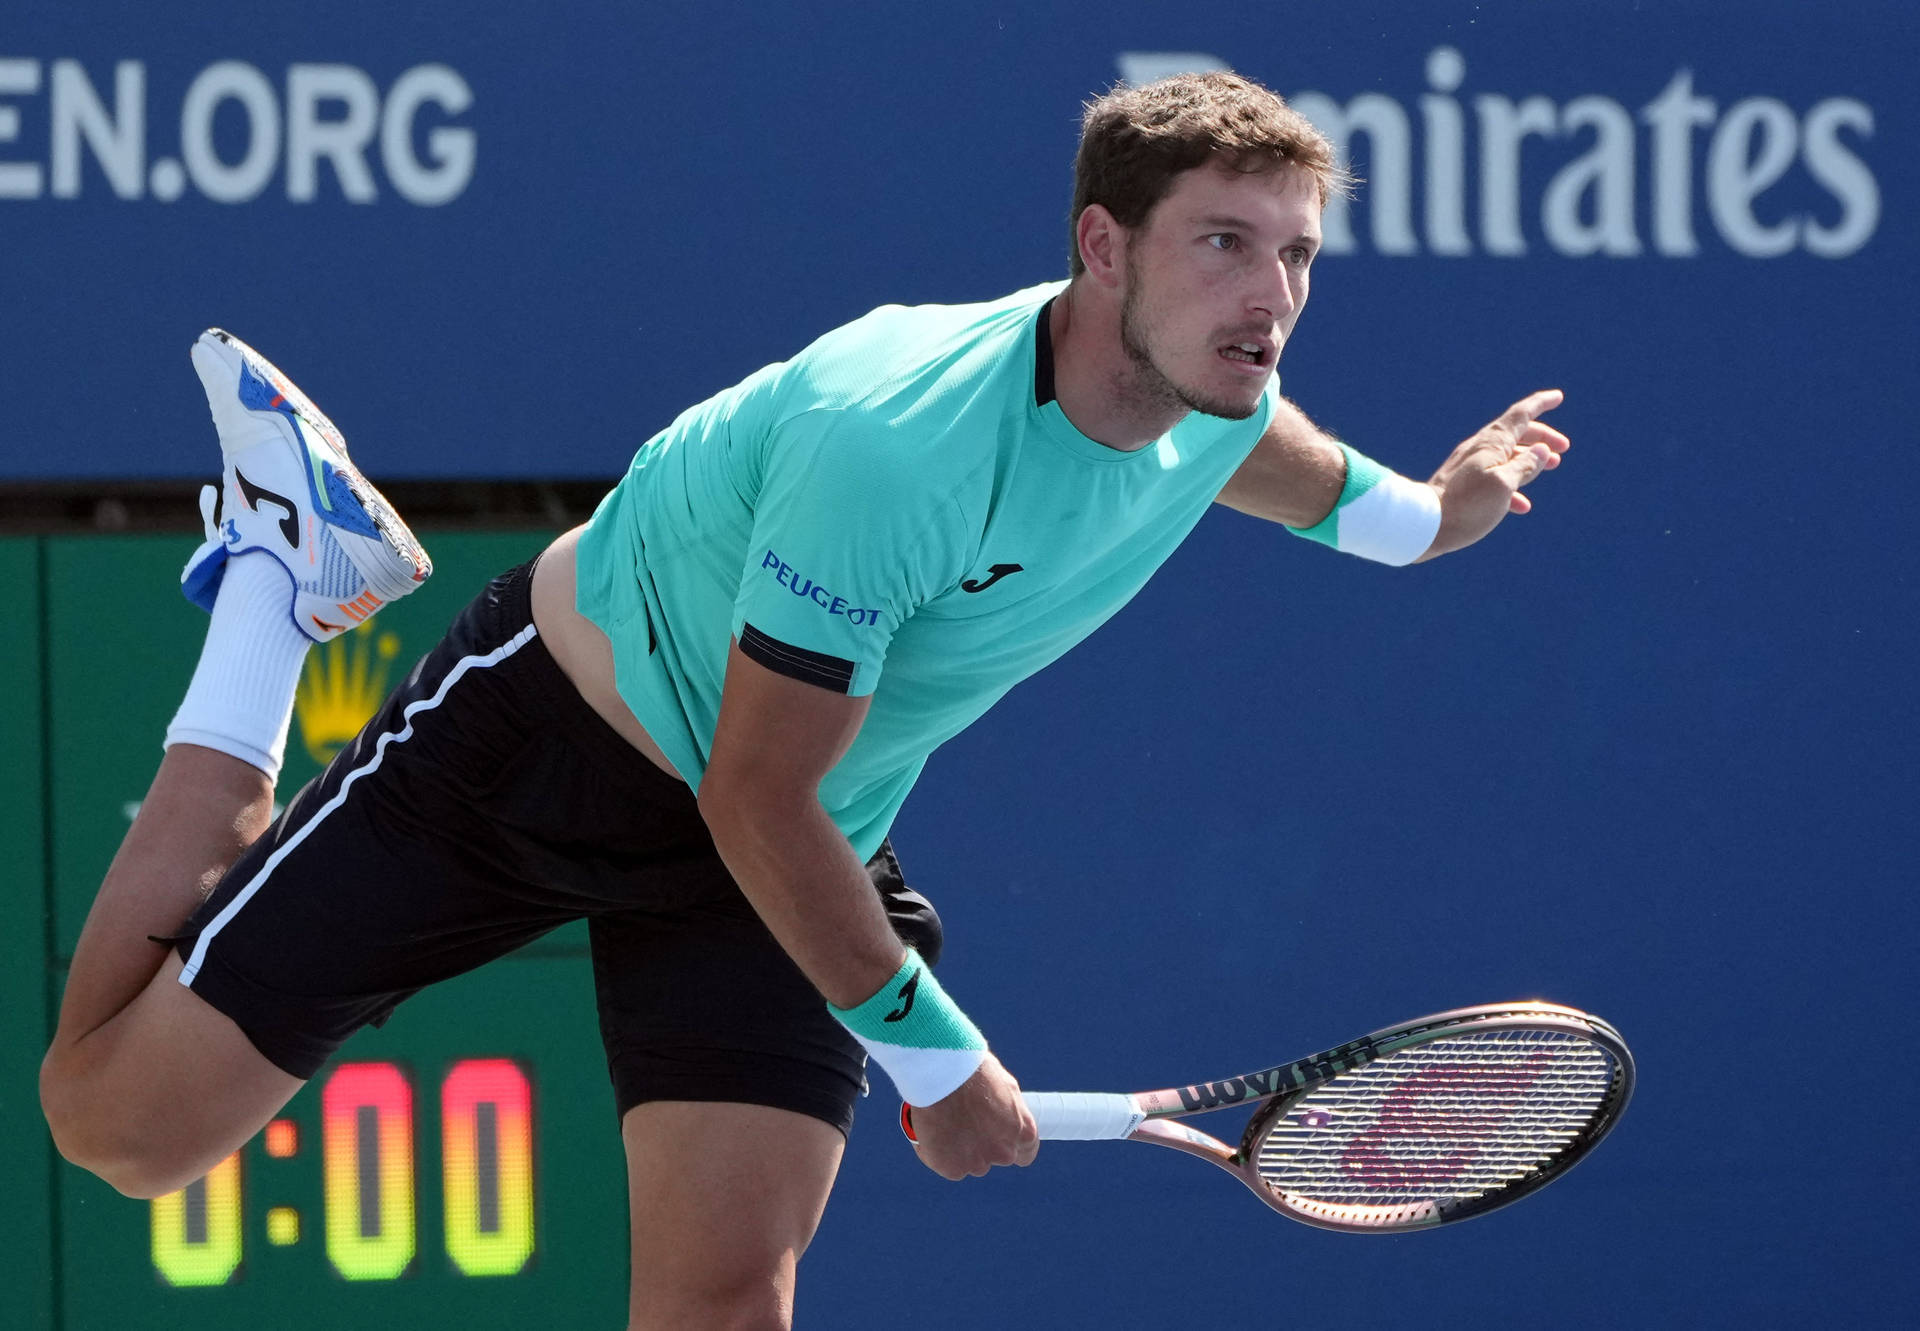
[1490,442,1554,516]
[1014,1111,1040,1168]
[1426,390,1569,554]
[914,1137,1032,1180]
[1498,441,1554,488]
[914,1113,1037,1178]
[1491,392,1568,497]
[922,1154,972,1182]
[916,1119,1034,1173]
[907,1056,1038,1180]
[1487,392,1568,472]
[1499,387,1565,430]
[918,1149,979,1182]
[1521,419,1570,456]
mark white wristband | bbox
[1335,468,1442,566]
[1286,443,1442,566]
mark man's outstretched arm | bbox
[698,641,1037,1180]
[1216,389,1571,562]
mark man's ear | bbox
[1076,204,1127,288]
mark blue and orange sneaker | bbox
[180,329,431,641]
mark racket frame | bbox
[1078,1001,1635,1233]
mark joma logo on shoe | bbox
[234,471,300,548]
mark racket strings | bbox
[1253,1029,1617,1208]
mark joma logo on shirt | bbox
[760,551,882,626]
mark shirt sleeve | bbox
[730,408,966,696]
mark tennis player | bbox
[42,72,1568,1329]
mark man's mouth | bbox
[1218,339,1275,368]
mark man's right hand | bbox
[907,1054,1039,1180]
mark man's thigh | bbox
[588,837,943,1134]
[622,1100,845,1331]
[170,559,706,1080]
[592,842,943,1326]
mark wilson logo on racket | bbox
[882,970,920,1022]
[1176,1039,1377,1112]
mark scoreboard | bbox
[62,962,631,1330]
[10,530,640,1330]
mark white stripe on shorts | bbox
[179,623,540,988]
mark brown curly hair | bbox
[1069,71,1349,276]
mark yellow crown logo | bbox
[294,621,401,767]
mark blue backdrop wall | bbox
[6,2,1916,1327]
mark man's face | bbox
[1118,162,1322,421]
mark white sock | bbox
[165,553,312,781]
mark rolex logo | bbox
[294,620,401,766]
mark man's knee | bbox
[39,1026,271,1201]
[43,953,306,1200]
[40,1044,188,1199]
[628,1273,794,1331]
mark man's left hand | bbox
[1419,389,1570,561]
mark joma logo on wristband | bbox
[883,970,920,1023]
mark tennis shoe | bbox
[180,329,431,641]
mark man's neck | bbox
[1047,281,1187,453]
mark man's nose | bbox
[1248,258,1296,322]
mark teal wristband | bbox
[1286,441,1384,549]
[1286,441,1440,566]
[828,949,988,1107]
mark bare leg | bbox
[53,744,273,1043]
[622,1101,846,1331]
[40,742,307,1196]
[41,328,430,1197]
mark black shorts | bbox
[171,559,942,1135]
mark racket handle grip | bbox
[1024,1091,1146,1141]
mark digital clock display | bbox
[150,1059,535,1289]
[59,956,633,1330]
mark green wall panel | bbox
[0,539,54,1331]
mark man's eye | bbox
[1207,233,1237,251]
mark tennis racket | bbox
[904,1001,1633,1233]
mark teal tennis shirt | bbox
[575,281,1277,858]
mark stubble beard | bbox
[1119,258,1260,423]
